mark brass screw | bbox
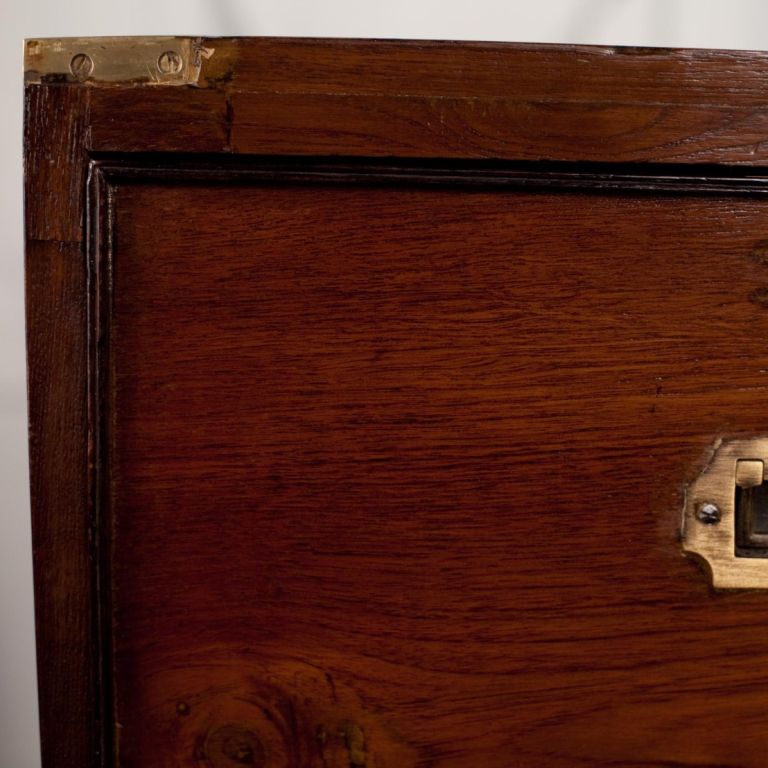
[157,50,183,75]
[697,502,722,525]
[69,53,94,82]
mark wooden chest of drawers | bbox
[24,36,768,767]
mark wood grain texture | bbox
[84,38,768,164]
[199,38,768,104]
[88,88,229,154]
[25,238,95,768]
[25,37,768,768]
[24,84,89,242]
[226,92,768,162]
[24,79,97,768]
[105,177,768,767]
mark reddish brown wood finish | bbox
[25,84,96,768]
[25,38,768,768]
[86,40,768,163]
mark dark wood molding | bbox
[92,153,768,193]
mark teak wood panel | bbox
[24,38,768,768]
[107,171,768,768]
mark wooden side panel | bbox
[25,238,94,768]
[106,179,768,767]
[24,85,89,243]
[24,84,96,768]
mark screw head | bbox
[697,502,722,525]
[69,52,94,82]
[157,50,183,76]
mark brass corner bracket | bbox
[683,438,768,589]
[24,36,214,86]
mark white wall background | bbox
[4,2,768,765]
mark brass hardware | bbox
[736,459,765,488]
[683,439,768,588]
[696,502,722,526]
[24,37,214,86]
[68,52,94,82]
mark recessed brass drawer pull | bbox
[684,439,768,588]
